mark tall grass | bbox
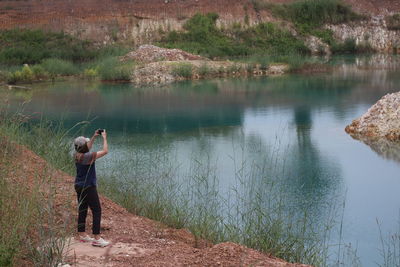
[94,135,338,265]
[0,107,75,266]
[97,57,134,81]
[378,218,400,267]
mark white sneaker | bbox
[79,235,95,243]
[92,237,110,247]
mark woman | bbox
[73,129,109,247]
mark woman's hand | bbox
[101,130,107,139]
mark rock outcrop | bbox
[326,16,400,53]
[345,92,400,140]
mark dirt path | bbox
[13,146,311,267]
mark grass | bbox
[160,13,310,59]
[97,57,134,81]
[0,107,75,266]
[378,218,400,267]
[267,0,365,33]
[171,62,193,78]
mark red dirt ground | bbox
[6,144,311,267]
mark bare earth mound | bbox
[121,45,207,63]
[345,92,400,141]
[9,145,310,267]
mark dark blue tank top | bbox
[75,152,97,187]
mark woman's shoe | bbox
[92,237,110,247]
[79,235,95,243]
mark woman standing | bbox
[73,129,109,247]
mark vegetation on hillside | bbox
[251,0,372,54]
[264,0,364,33]
[160,13,310,58]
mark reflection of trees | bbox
[281,106,341,218]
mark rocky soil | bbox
[5,143,311,267]
[345,91,400,141]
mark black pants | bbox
[75,186,102,235]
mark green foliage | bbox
[161,13,249,58]
[331,38,357,54]
[237,22,310,55]
[0,29,96,65]
[198,63,211,76]
[83,68,98,79]
[40,58,78,76]
[31,65,49,80]
[172,63,193,78]
[311,28,336,45]
[386,13,400,30]
[161,13,309,58]
[97,57,133,81]
[270,0,364,33]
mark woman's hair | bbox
[75,143,89,153]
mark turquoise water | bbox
[4,56,400,266]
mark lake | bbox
[4,55,400,266]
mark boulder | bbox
[345,92,400,141]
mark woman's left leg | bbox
[86,186,102,235]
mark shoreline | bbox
[1,140,311,266]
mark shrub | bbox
[40,58,78,76]
[97,57,133,81]
[268,0,365,35]
[387,14,400,30]
[31,65,49,80]
[172,63,193,78]
[237,22,310,55]
[0,29,96,65]
[21,65,34,81]
[331,38,357,53]
[198,63,211,76]
[83,68,98,79]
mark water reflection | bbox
[350,136,400,165]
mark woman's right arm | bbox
[96,130,108,159]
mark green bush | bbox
[0,29,96,65]
[271,0,364,33]
[31,65,49,80]
[237,22,310,55]
[97,57,133,81]
[172,63,193,78]
[331,38,357,53]
[83,68,98,79]
[387,14,400,30]
[40,58,78,76]
[198,63,211,76]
